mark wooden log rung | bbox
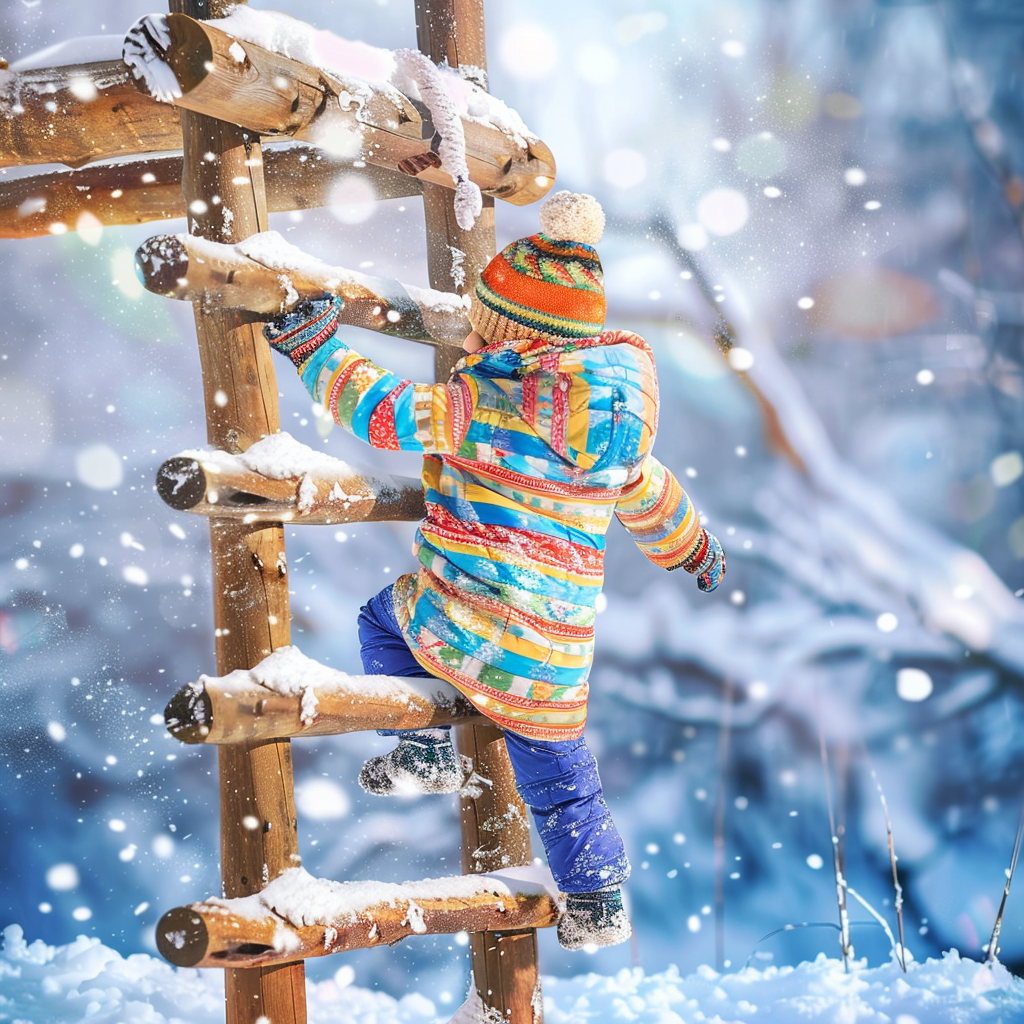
[157,865,559,968]
[166,645,480,744]
[0,143,422,240]
[155,432,425,525]
[135,230,472,344]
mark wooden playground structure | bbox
[1,2,561,1021]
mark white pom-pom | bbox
[538,191,605,246]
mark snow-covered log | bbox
[165,646,479,745]
[120,13,554,206]
[155,865,559,968]
[136,230,471,344]
[155,433,425,525]
[0,144,420,240]
[0,59,180,170]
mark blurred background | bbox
[3,0,1024,1005]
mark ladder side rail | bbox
[168,1,307,1023]
[415,3,543,1023]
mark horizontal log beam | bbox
[0,143,421,240]
[137,231,471,344]
[156,866,559,968]
[155,442,425,525]
[122,14,554,205]
[165,645,479,745]
[0,59,181,170]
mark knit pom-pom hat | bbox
[470,191,606,343]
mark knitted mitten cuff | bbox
[263,296,340,366]
[673,528,726,592]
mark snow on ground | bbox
[2,924,1023,1024]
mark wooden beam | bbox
[166,0,306,1019]
[120,13,554,205]
[0,59,182,170]
[164,647,480,744]
[0,144,421,240]
[155,446,424,525]
[135,231,471,344]
[416,4,543,1023]
[156,867,559,969]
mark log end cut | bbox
[165,683,214,744]
[135,235,190,298]
[156,906,211,968]
[156,457,207,511]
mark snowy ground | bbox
[2,924,1023,1024]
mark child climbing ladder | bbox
[262,190,726,950]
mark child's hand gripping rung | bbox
[263,295,342,366]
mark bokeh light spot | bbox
[295,778,351,821]
[76,444,123,491]
[736,132,787,179]
[329,174,377,225]
[990,451,1023,488]
[574,41,619,85]
[499,23,558,80]
[697,188,749,235]
[46,863,79,891]
[896,668,933,702]
[876,612,899,633]
[603,148,648,190]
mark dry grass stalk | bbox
[869,767,907,971]
[713,680,736,971]
[986,802,1024,964]
[818,725,853,968]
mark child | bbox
[263,191,725,949]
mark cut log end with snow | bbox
[135,232,471,346]
[156,866,559,969]
[165,645,479,745]
[154,436,425,526]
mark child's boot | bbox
[557,886,632,950]
[357,730,466,797]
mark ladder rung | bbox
[155,433,424,525]
[165,645,479,744]
[157,866,559,968]
[135,230,472,344]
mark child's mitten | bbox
[263,295,341,366]
[677,528,726,592]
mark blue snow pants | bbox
[357,585,631,894]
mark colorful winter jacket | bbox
[271,306,718,740]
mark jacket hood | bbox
[457,330,658,472]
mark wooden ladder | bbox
[0,1,558,1023]
[154,2,552,1023]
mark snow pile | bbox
[3,924,1023,1024]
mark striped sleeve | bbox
[614,454,706,570]
[295,335,475,455]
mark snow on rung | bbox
[155,431,424,526]
[166,645,479,744]
[120,11,554,208]
[135,229,472,343]
[157,865,559,968]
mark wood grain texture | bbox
[164,673,481,745]
[416,2,543,1020]
[156,879,558,969]
[134,232,471,343]
[166,1,306,1020]
[0,145,420,239]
